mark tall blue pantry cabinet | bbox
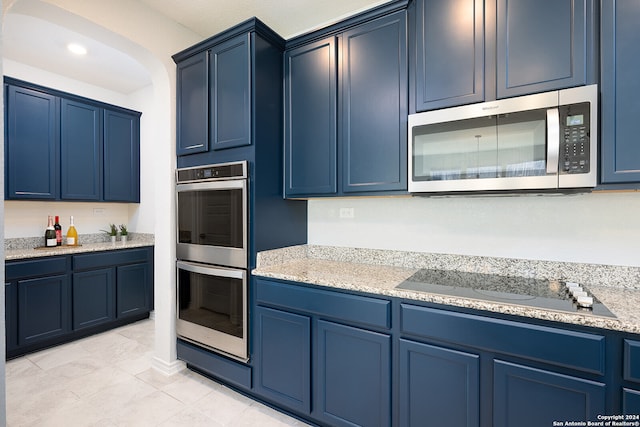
[173,17,308,391]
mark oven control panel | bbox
[177,161,247,183]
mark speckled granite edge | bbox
[5,233,155,260]
[257,244,640,290]
[253,246,640,334]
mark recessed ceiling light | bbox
[67,43,87,55]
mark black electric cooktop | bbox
[396,269,616,318]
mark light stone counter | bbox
[253,245,640,335]
[5,233,154,260]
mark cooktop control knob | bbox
[564,281,596,309]
[572,290,588,299]
[576,295,594,308]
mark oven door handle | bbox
[176,260,245,279]
[176,180,246,192]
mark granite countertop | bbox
[5,233,155,260]
[252,245,640,335]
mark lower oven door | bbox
[176,260,248,362]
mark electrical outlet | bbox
[93,208,105,216]
[339,207,355,219]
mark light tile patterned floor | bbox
[6,319,311,426]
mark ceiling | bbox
[3,0,391,94]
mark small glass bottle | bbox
[66,216,78,246]
[54,215,62,246]
[45,216,56,247]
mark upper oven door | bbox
[176,179,247,268]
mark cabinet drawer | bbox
[73,248,150,271]
[401,304,605,375]
[255,279,391,330]
[6,256,68,280]
[624,340,640,384]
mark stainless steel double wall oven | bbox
[176,161,249,361]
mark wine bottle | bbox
[54,215,62,246]
[45,216,56,247]
[67,216,78,246]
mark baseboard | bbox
[151,356,186,376]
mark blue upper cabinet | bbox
[600,1,640,185]
[284,37,338,196]
[103,108,141,202]
[341,11,407,193]
[61,99,102,200]
[411,0,595,111]
[4,78,141,202]
[174,20,287,166]
[5,84,59,200]
[210,34,251,151]
[496,0,592,99]
[412,0,484,112]
[284,5,408,198]
[176,52,209,156]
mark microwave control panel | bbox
[559,102,590,175]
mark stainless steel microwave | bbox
[408,85,598,193]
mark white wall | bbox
[2,0,202,387]
[308,191,640,267]
[0,1,6,420]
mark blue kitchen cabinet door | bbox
[61,99,102,200]
[284,36,338,197]
[103,108,140,202]
[496,0,591,99]
[116,263,149,319]
[623,389,640,415]
[600,1,640,184]
[72,268,115,330]
[210,34,251,151]
[254,306,312,414]
[341,11,408,193]
[398,339,480,427]
[176,51,209,156]
[317,320,391,427]
[5,85,59,200]
[493,360,605,427]
[412,0,484,112]
[18,274,71,347]
[5,282,17,353]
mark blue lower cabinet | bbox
[73,268,115,330]
[5,247,153,358]
[18,274,71,346]
[623,389,640,415]
[254,306,311,413]
[398,339,480,427]
[5,282,17,353]
[317,320,391,427]
[116,263,150,318]
[493,360,606,427]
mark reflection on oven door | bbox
[179,269,243,338]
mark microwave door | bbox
[410,109,558,192]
